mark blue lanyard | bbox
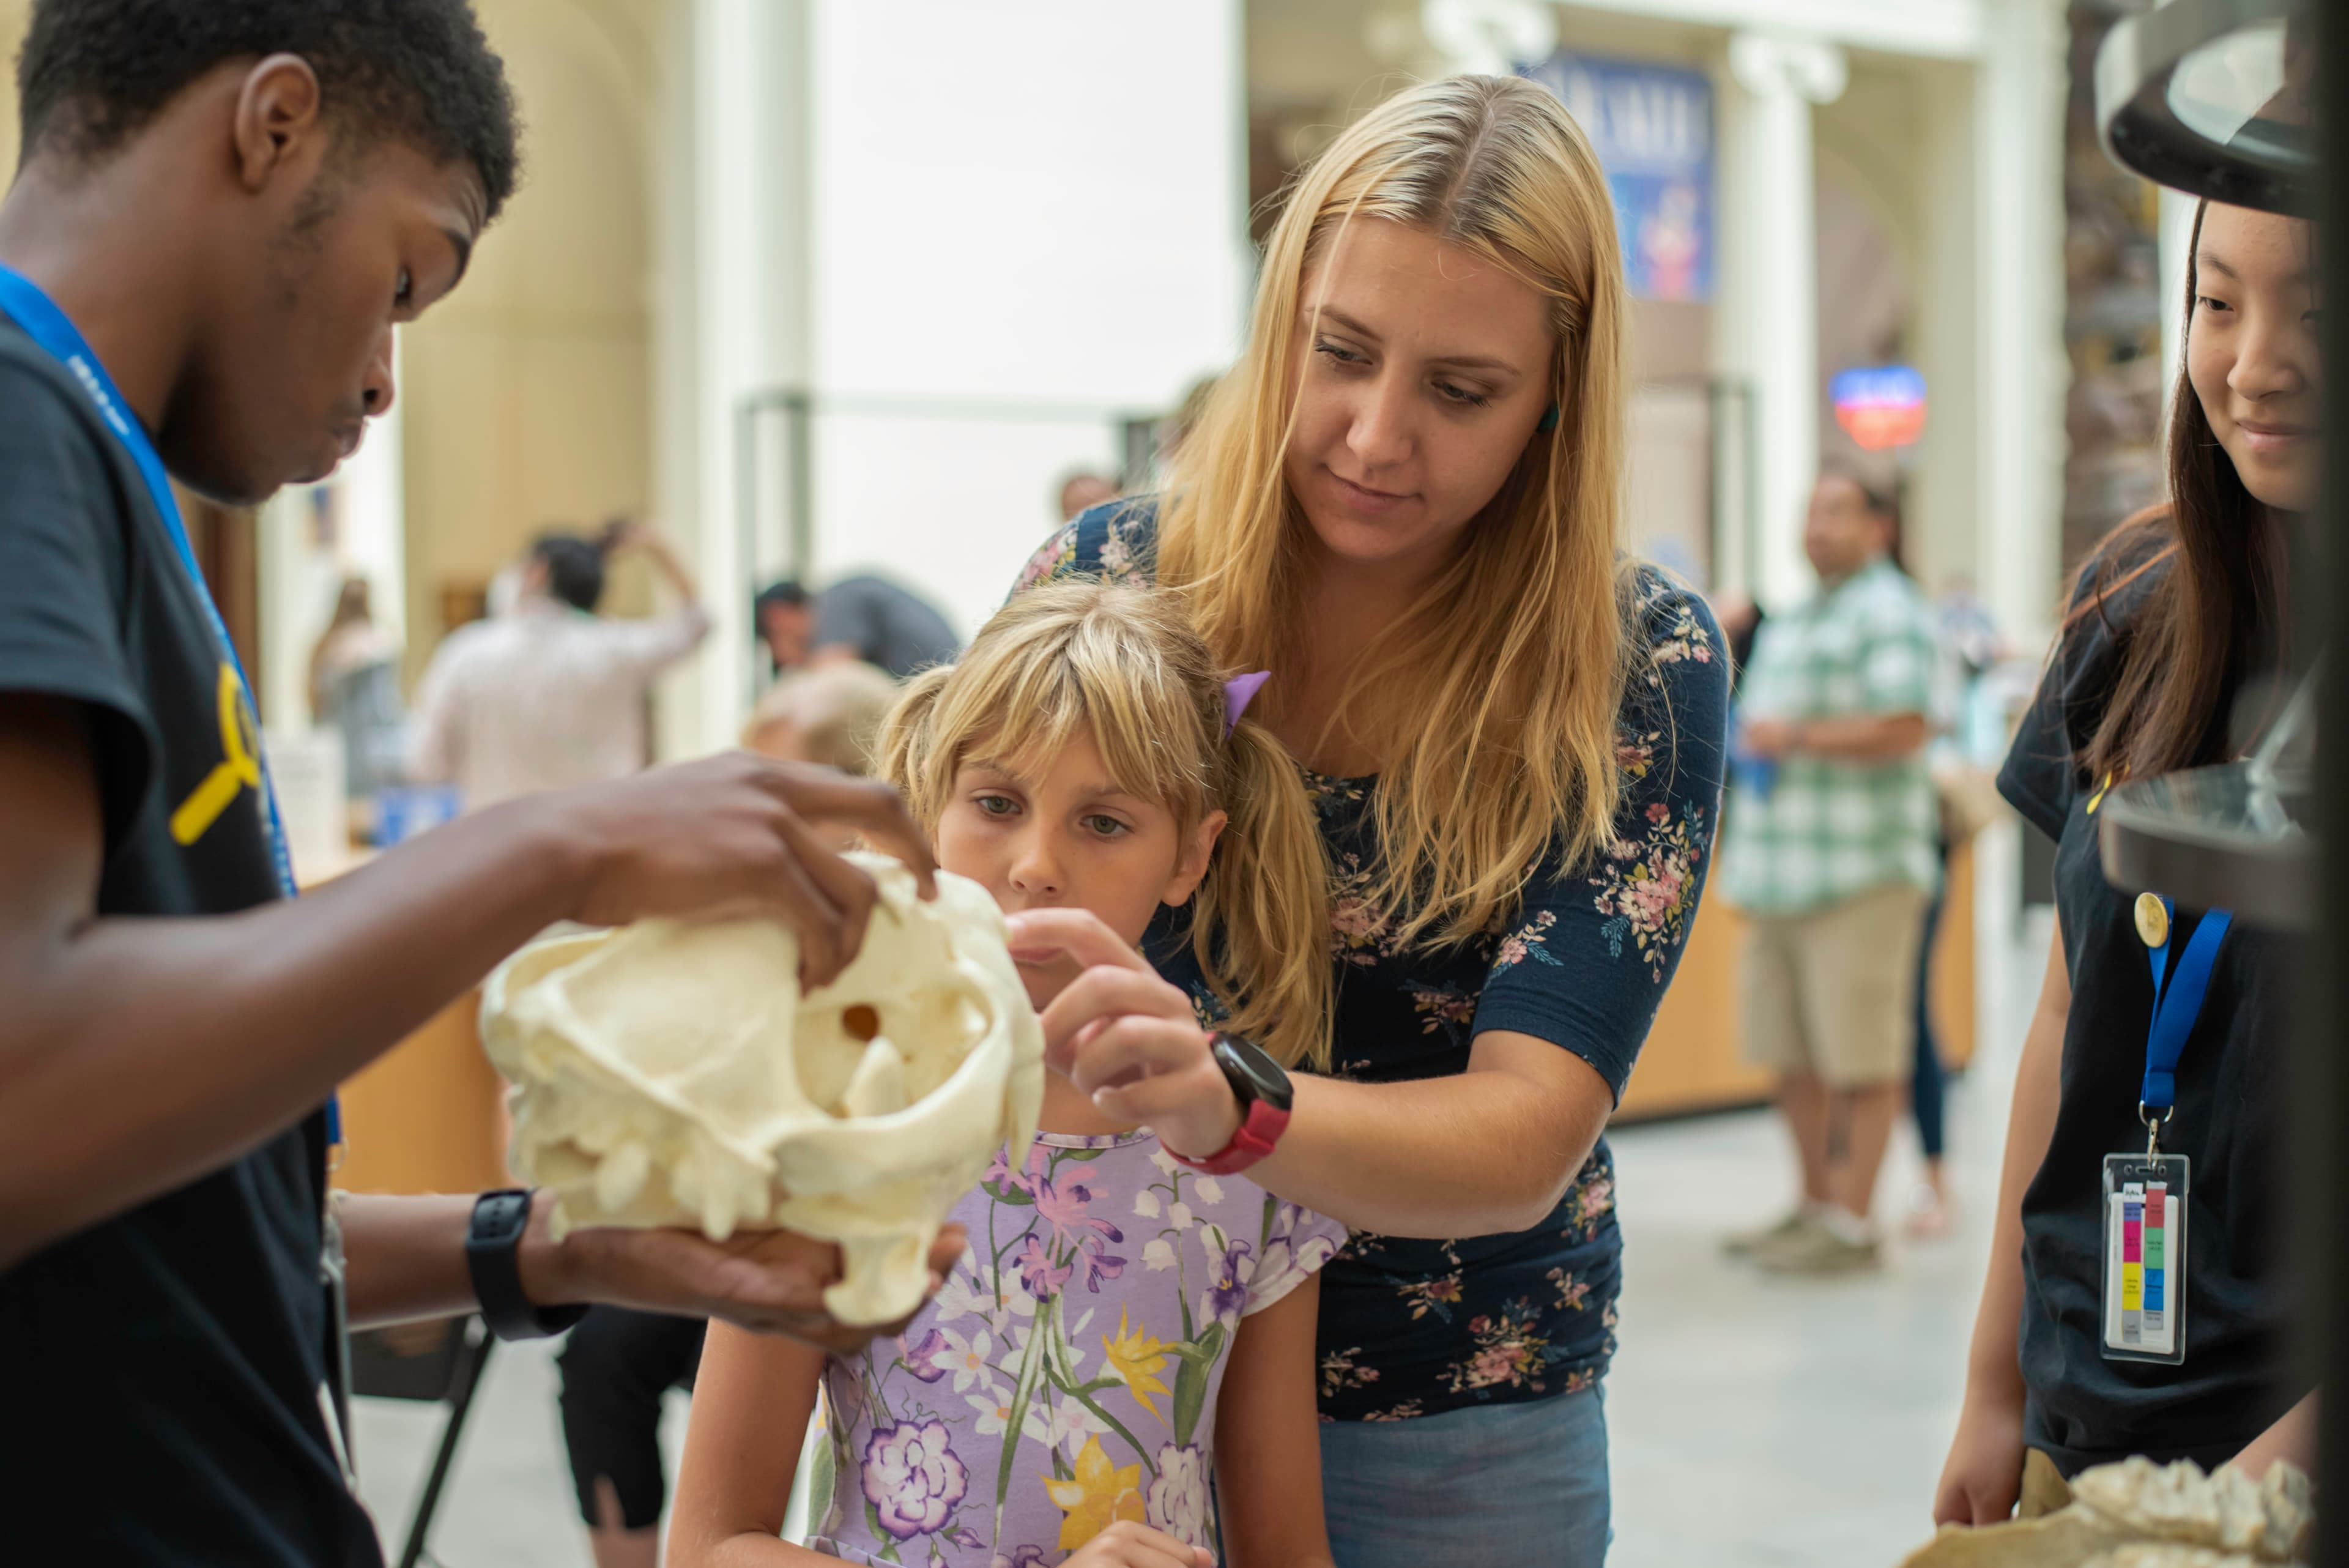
[2141,895,2230,1115]
[0,267,338,1146]
[0,264,297,902]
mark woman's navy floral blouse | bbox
[1014,500,1729,1422]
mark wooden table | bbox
[333,987,510,1196]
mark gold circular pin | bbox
[2134,891,2170,948]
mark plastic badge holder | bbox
[2101,1152,2190,1365]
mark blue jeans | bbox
[1319,1383,1610,1567]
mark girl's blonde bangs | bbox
[878,581,1337,1070]
[914,606,1214,828]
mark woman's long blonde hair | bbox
[878,582,1334,1070]
[1159,74,1635,949]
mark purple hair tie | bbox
[1223,671,1271,737]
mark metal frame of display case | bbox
[2096,0,2313,215]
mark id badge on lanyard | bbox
[2101,892,2229,1367]
[0,266,357,1470]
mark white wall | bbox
[804,1,1250,639]
[653,1,1250,757]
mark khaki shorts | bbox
[1741,881,1933,1088]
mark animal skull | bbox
[480,853,1044,1325]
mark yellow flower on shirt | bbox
[1099,1307,1173,1420]
[1043,1436,1146,1550]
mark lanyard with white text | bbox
[0,264,299,901]
[0,268,346,1146]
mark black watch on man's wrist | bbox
[466,1189,590,1342]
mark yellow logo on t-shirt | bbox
[2085,771,2117,816]
[170,663,262,845]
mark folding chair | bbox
[348,1315,499,1568]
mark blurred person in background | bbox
[742,659,900,773]
[1936,198,2319,1526]
[554,663,897,1568]
[754,574,958,682]
[1718,469,1942,1276]
[308,575,408,809]
[407,518,708,811]
[1055,467,1119,524]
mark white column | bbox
[1975,0,2068,647]
[655,0,813,760]
[1727,31,1846,614]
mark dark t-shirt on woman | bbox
[1995,534,2301,1477]
[1017,500,1729,1422]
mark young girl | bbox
[670,582,1345,1568]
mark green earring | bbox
[1537,403,1560,434]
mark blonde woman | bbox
[1009,76,1728,1565]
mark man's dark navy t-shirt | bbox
[1996,532,2300,1477]
[0,322,376,1564]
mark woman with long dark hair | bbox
[1934,200,2320,1524]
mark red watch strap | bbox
[1167,1100,1291,1176]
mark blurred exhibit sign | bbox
[1830,364,1929,450]
[1520,51,1715,303]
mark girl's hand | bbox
[1064,1521,1215,1567]
[1004,908,1244,1161]
[1932,1388,2026,1527]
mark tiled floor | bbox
[355,910,2050,1568]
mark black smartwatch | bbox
[466,1189,589,1342]
[1212,1033,1294,1113]
[1169,1035,1294,1175]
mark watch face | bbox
[1212,1033,1294,1113]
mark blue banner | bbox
[1521,52,1715,303]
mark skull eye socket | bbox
[842,1005,882,1042]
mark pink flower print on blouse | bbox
[899,1327,949,1384]
[1032,1165,1115,1238]
[984,1145,1042,1200]
[1015,1233,1072,1299]
[1074,1236,1127,1294]
[860,1418,968,1541]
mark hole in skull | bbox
[842,1005,883,1042]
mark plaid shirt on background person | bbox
[1718,557,1944,916]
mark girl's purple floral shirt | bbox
[806,1131,1346,1567]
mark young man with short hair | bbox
[0,6,946,1561]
